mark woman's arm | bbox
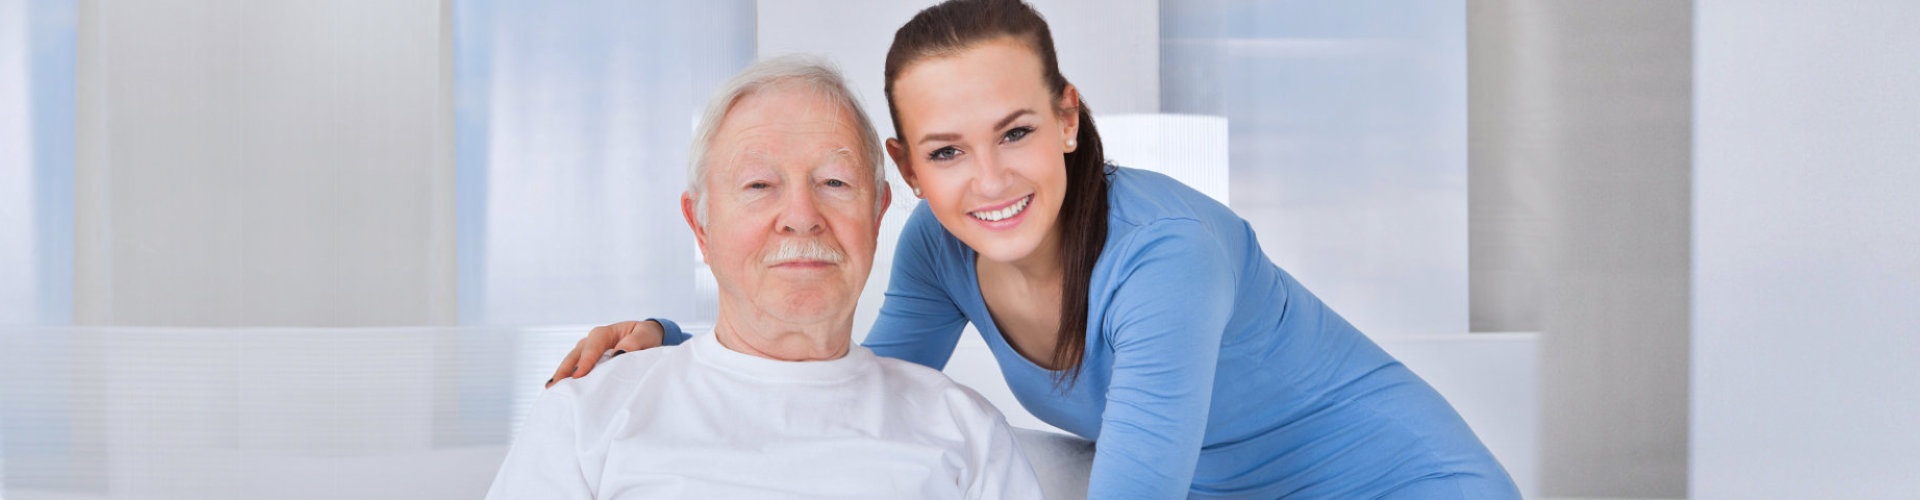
[861,204,971,369]
[1088,219,1235,499]
[547,319,681,387]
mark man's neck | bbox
[710,307,854,362]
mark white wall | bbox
[1,0,35,324]
[1692,1,1920,497]
[75,0,455,326]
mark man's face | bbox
[684,85,887,327]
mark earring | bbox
[1067,138,1077,149]
[912,186,923,197]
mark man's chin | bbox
[749,289,852,321]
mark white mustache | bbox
[762,239,846,265]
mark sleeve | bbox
[1085,220,1234,499]
[955,388,1048,500]
[484,389,596,500]
[647,317,690,346]
[861,204,971,370]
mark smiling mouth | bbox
[968,195,1032,222]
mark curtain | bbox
[454,0,754,328]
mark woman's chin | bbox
[966,238,1042,266]
[945,210,1051,265]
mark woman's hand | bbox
[546,320,664,388]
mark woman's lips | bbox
[967,194,1033,230]
[967,194,1032,222]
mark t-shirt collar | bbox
[688,332,873,383]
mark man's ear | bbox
[874,183,893,234]
[1059,84,1082,152]
[681,191,709,264]
[885,138,919,198]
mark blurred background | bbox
[2,0,1915,498]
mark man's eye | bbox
[747,181,772,189]
[1003,126,1033,143]
[928,146,960,161]
[824,179,848,188]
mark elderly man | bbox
[484,56,1043,499]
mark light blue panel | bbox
[1161,0,1468,335]
[30,0,75,327]
[3,1,78,493]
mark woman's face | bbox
[887,37,1079,266]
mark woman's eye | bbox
[928,146,960,161]
[1002,126,1033,143]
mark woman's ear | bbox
[885,138,921,198]
[1059,84,1082,152]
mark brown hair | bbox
[883,0,1111,387]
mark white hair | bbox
[688,54,888,226]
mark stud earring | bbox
[1067,138,1077,149]
[912,186,923,197]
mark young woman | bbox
[551,0,1519,497]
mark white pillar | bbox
[75,0,456,326]
[1468,1,1694,496]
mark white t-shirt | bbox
[485,333,1045,499]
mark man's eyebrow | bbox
[723,146,768,167]
[915,109,1035,145]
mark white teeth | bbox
[970,196,1030,222]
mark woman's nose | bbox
[972,151,1013,198]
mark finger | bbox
[613,320,661,352]
[613,327,648,352]
[548,347,583,388]
[572,326,614,377]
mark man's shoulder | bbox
[870,356,1006,420]
[870,354,953,386]
[543,345,688,403]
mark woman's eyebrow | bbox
[915,108,1035,145]
[916,132,960,146]
[993,109,1035,131]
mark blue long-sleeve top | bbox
[660,167,1518,498]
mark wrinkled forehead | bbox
[711,89,865,175]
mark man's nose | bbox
[777,185,825,235]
